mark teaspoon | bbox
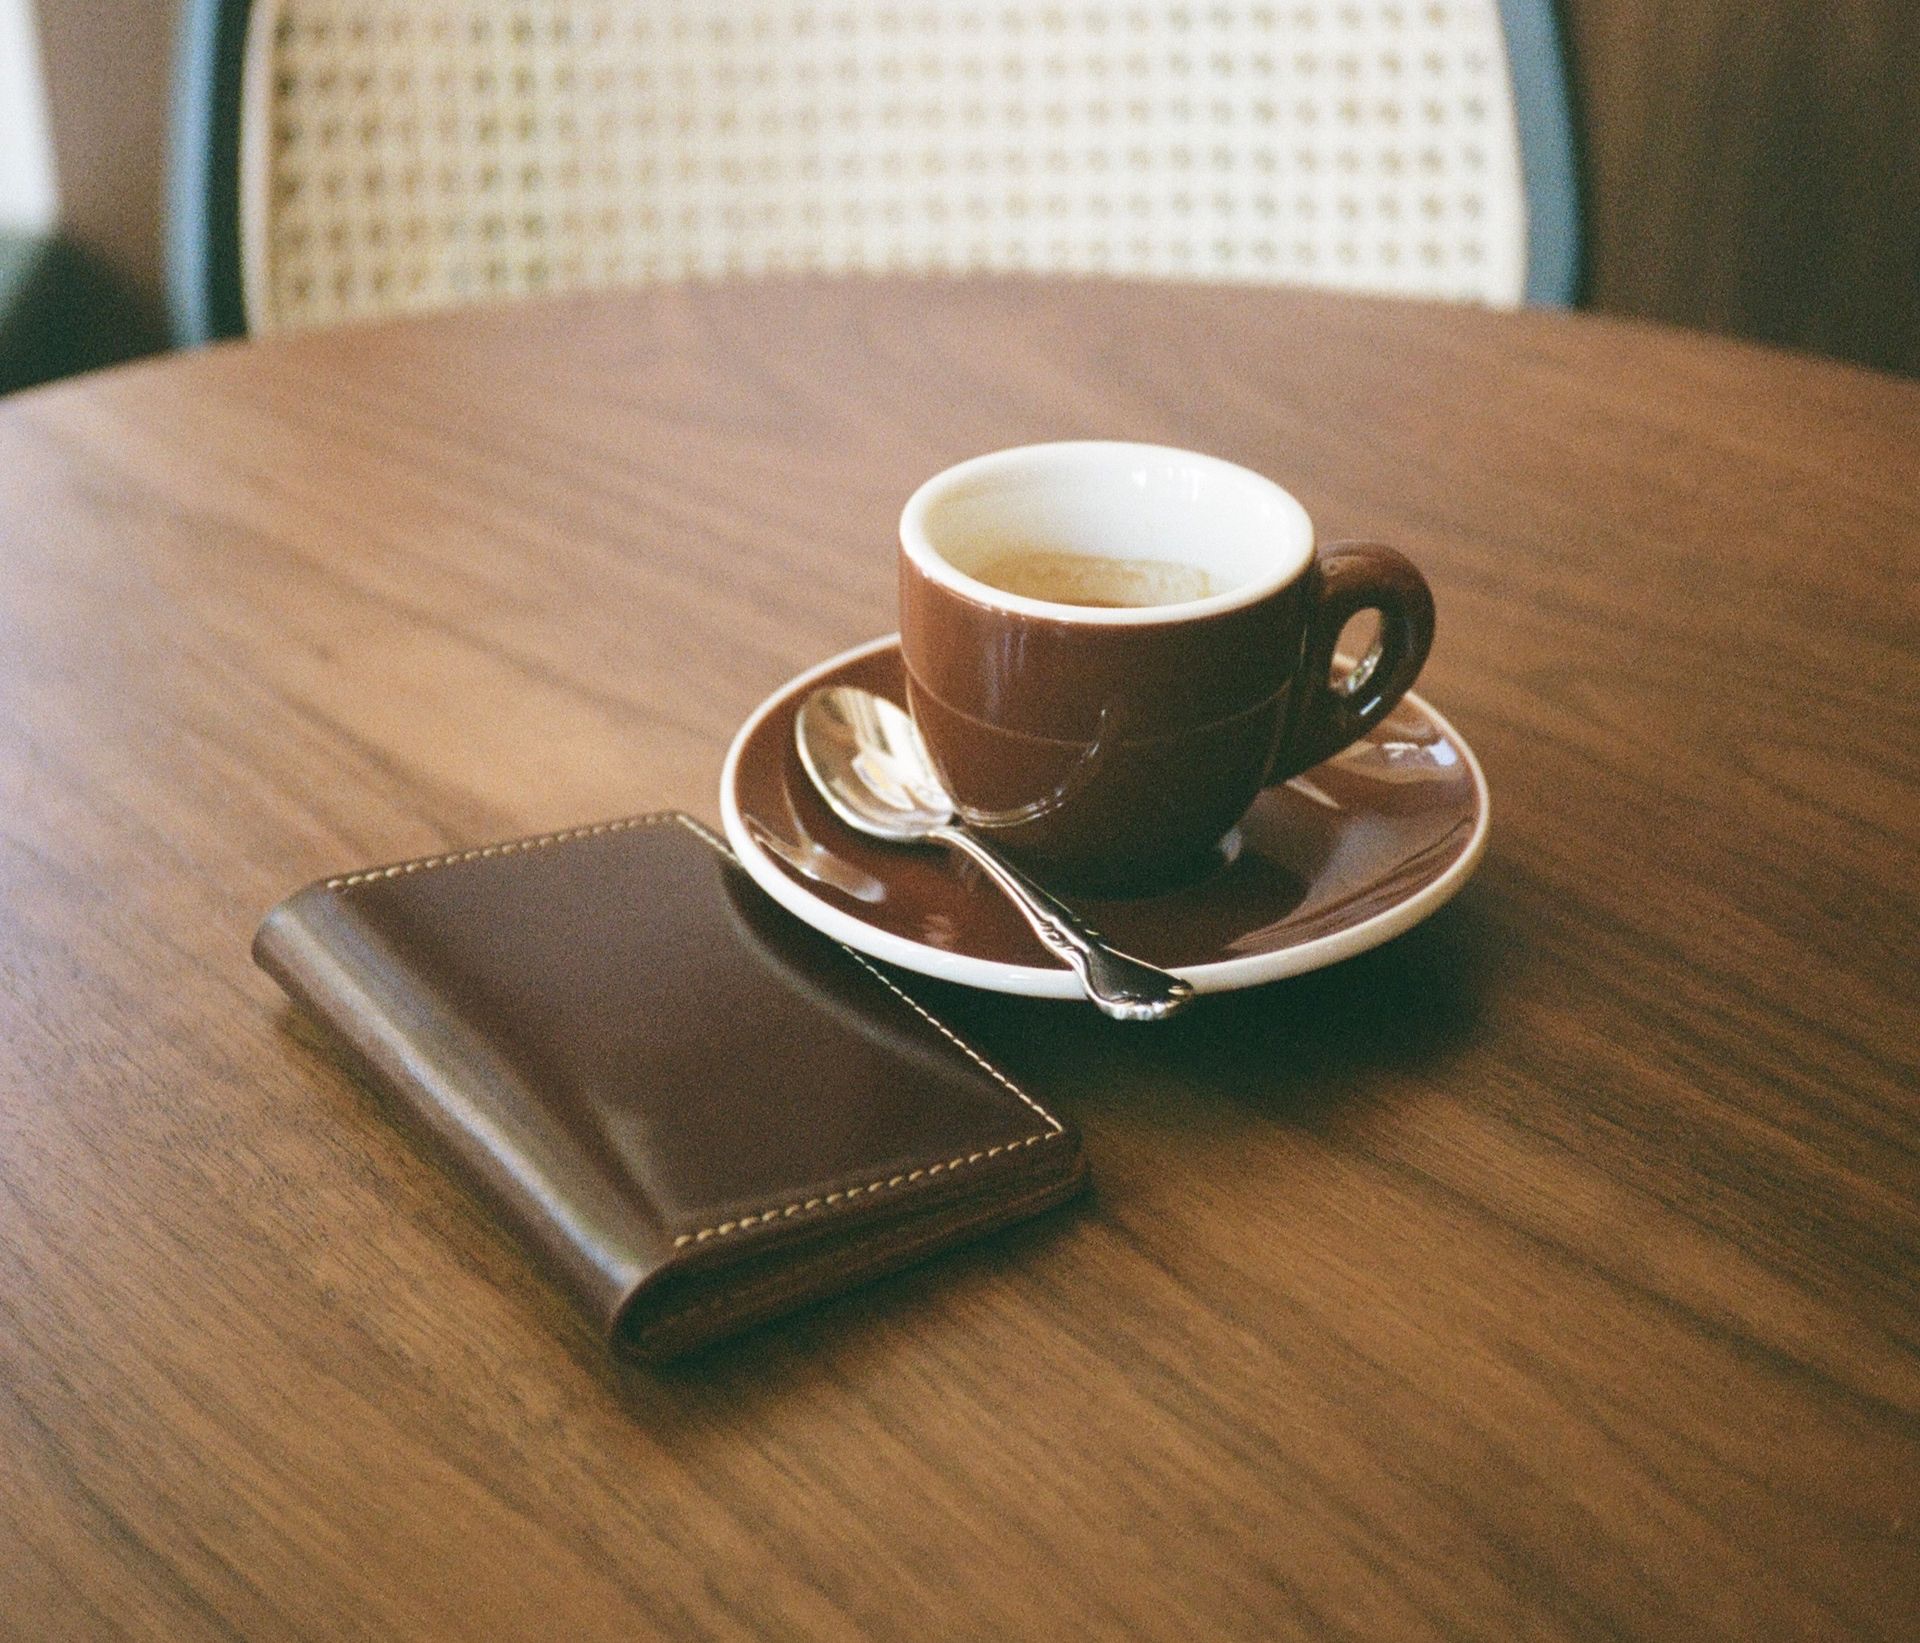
[794,686,1195,1022]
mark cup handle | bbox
[1269,541,1436,782]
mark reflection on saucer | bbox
[721,636,1488,1000]
[750,818,889,904]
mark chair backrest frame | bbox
[169,0,1581,345]
[1497,0,1580,306]
[169,0,252,344]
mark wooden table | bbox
[2,279,1915,1641]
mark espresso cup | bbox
[898,441,1436,890]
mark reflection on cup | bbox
[899,441,1435,891]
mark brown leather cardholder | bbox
[253,813,1086,1359]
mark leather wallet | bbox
[253,812,1087,1358]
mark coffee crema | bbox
[970,547,1216,609]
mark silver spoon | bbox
[794,686,1195,1022]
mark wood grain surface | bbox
[1,278,1915,1641]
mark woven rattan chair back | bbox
[171,1,1579,340]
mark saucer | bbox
[720,636,1489,999]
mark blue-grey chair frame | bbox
[168,0,251,345]
[168,0,1583,345]
[1499,0,1584,306]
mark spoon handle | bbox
[928,826,1195,1022]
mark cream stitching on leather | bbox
[675,1132,1056,1248]
[322,811,1065,1251]
[839,948,1062,1133]
[323,813,712,887]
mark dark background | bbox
[1563,0,1920,377]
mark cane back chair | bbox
[170,0,1579,341]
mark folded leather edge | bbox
[253,886,663,1320]
[618,1148,1091,1360]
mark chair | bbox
[169,1,1579,343]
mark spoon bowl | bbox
[794,686,1194,1022]
[795,687,953,839]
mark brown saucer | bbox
[720,637,1488,998]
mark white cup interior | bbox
[900,442,1315,624]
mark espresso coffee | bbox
[971,547,1215,609]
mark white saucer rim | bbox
[720,634,1490,998]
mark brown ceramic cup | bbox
[899,442,1436,891]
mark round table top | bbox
[3,278,1915,1642]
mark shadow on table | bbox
[616,886,1506,1411]
[912,883,1504,1130]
